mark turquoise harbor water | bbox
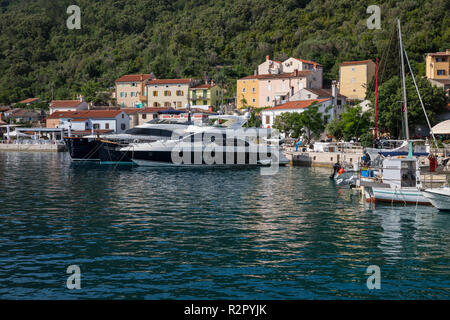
[0,152,448,299]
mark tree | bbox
[326,105,372,141]
[298,103,325,143]
[273,112,303,138]
[369,75,447,138]
[80,80,100,103]
[273,103,325,142]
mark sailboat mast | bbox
[397,18,409,140]
[374,57,378,140]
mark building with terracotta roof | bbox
[115,73,156,108]
[46,110,130,133]
[49,98,89,115]
[339,59,376,100]
[145,78,195,109]
[260,99,333,129]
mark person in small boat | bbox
[330,162,341,179]
[362,152,371,166]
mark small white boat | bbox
[422,187,450,211]
[363,157,431,205]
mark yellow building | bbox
[339,60,376,100]
[189,83,222,110]
[236,77,259,109]
[426,50,450,80]
[145,79,194,109]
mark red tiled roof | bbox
[340,60,373,66]
[48,110,123,120]
[147,79,192,85]
[294,58,322,67]
[50,100,83,108]
[265,99,330,111]
[115,74,154,83]
[19,98,39,104]
[239,70,312,80]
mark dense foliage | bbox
[368,75,448,138]
[326,106,372,141]
[273,103,325,141]
[0,0,448,105]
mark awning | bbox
[431,120,450,134]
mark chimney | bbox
[332,80,337,106]
[266,55,270,61]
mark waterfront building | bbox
[426,49,450,96]
[237,70,313,109]
[3,108,43,124]
[237,55,323,109]
[145,78,194,109]
[290,82,347,119]
[260,99,332,128]
[46,110,130,134]
[189,82,222,110]
[338,60,376,100]
[123,107,169,128]
[49,98,89,115]
[115,73,156,108]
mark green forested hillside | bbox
[0,0,448,104]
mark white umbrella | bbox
[431,120,450,135]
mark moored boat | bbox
[422,187,450,211]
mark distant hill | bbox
[0,0,448,103]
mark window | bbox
[177,102,182,108]
[437,70,445,75]
[266,96,270,102]
[266,115,270,124]
[164,90,171,96]
[164,102,171,107]
[122,114,125,118]
[131,92,135,97]
[176,90,183,96]
[142,114,147,119]
[351,78,355,83]
[252,87,256,93]
[153,91,158,96]
[105,123,109,129]
[242,88,246,93]
[252,98,256,103]
[351,68,355,72]
[93,124,100,129]
[307,94,311,99]
[121,124,126,130]
[131,82,136,87]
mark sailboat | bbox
[361,19,438,205]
